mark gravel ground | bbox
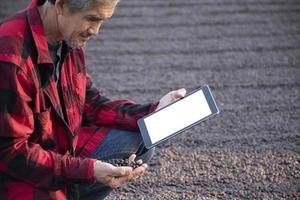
[1,0,299,199]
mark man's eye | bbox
[88,17,103,22]
[88,18,96,22]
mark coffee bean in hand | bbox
[105,158,142,169]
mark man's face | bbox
[57,1,116,48]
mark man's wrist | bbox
[93,160,101,179]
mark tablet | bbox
[138,85,219,149]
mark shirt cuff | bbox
[149,101,159,113]
[86,158,97,182]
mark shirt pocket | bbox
[31,108,56,149]
[72,71,86,110]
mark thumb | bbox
[172,88,187,99]
[111,166,132,177]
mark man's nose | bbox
[88,23,101,36]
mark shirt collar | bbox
[26,0,55,64]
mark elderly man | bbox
[0,0,186,199]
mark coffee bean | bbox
[105,158,143,169]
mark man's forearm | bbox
[83,84,158,131]
[0,141,95,190]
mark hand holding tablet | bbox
[155,88,187,111]
[138,85,219,149]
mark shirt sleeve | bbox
[83,73,158,131]
[0,62,95,190]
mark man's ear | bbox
[55,0,69,15]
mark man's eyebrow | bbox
[86,15,104,21]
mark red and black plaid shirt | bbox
[0,0,157,199]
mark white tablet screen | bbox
[144,90,212,144]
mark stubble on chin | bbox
[64,38,85,49]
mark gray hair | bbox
[48,0,120,13]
